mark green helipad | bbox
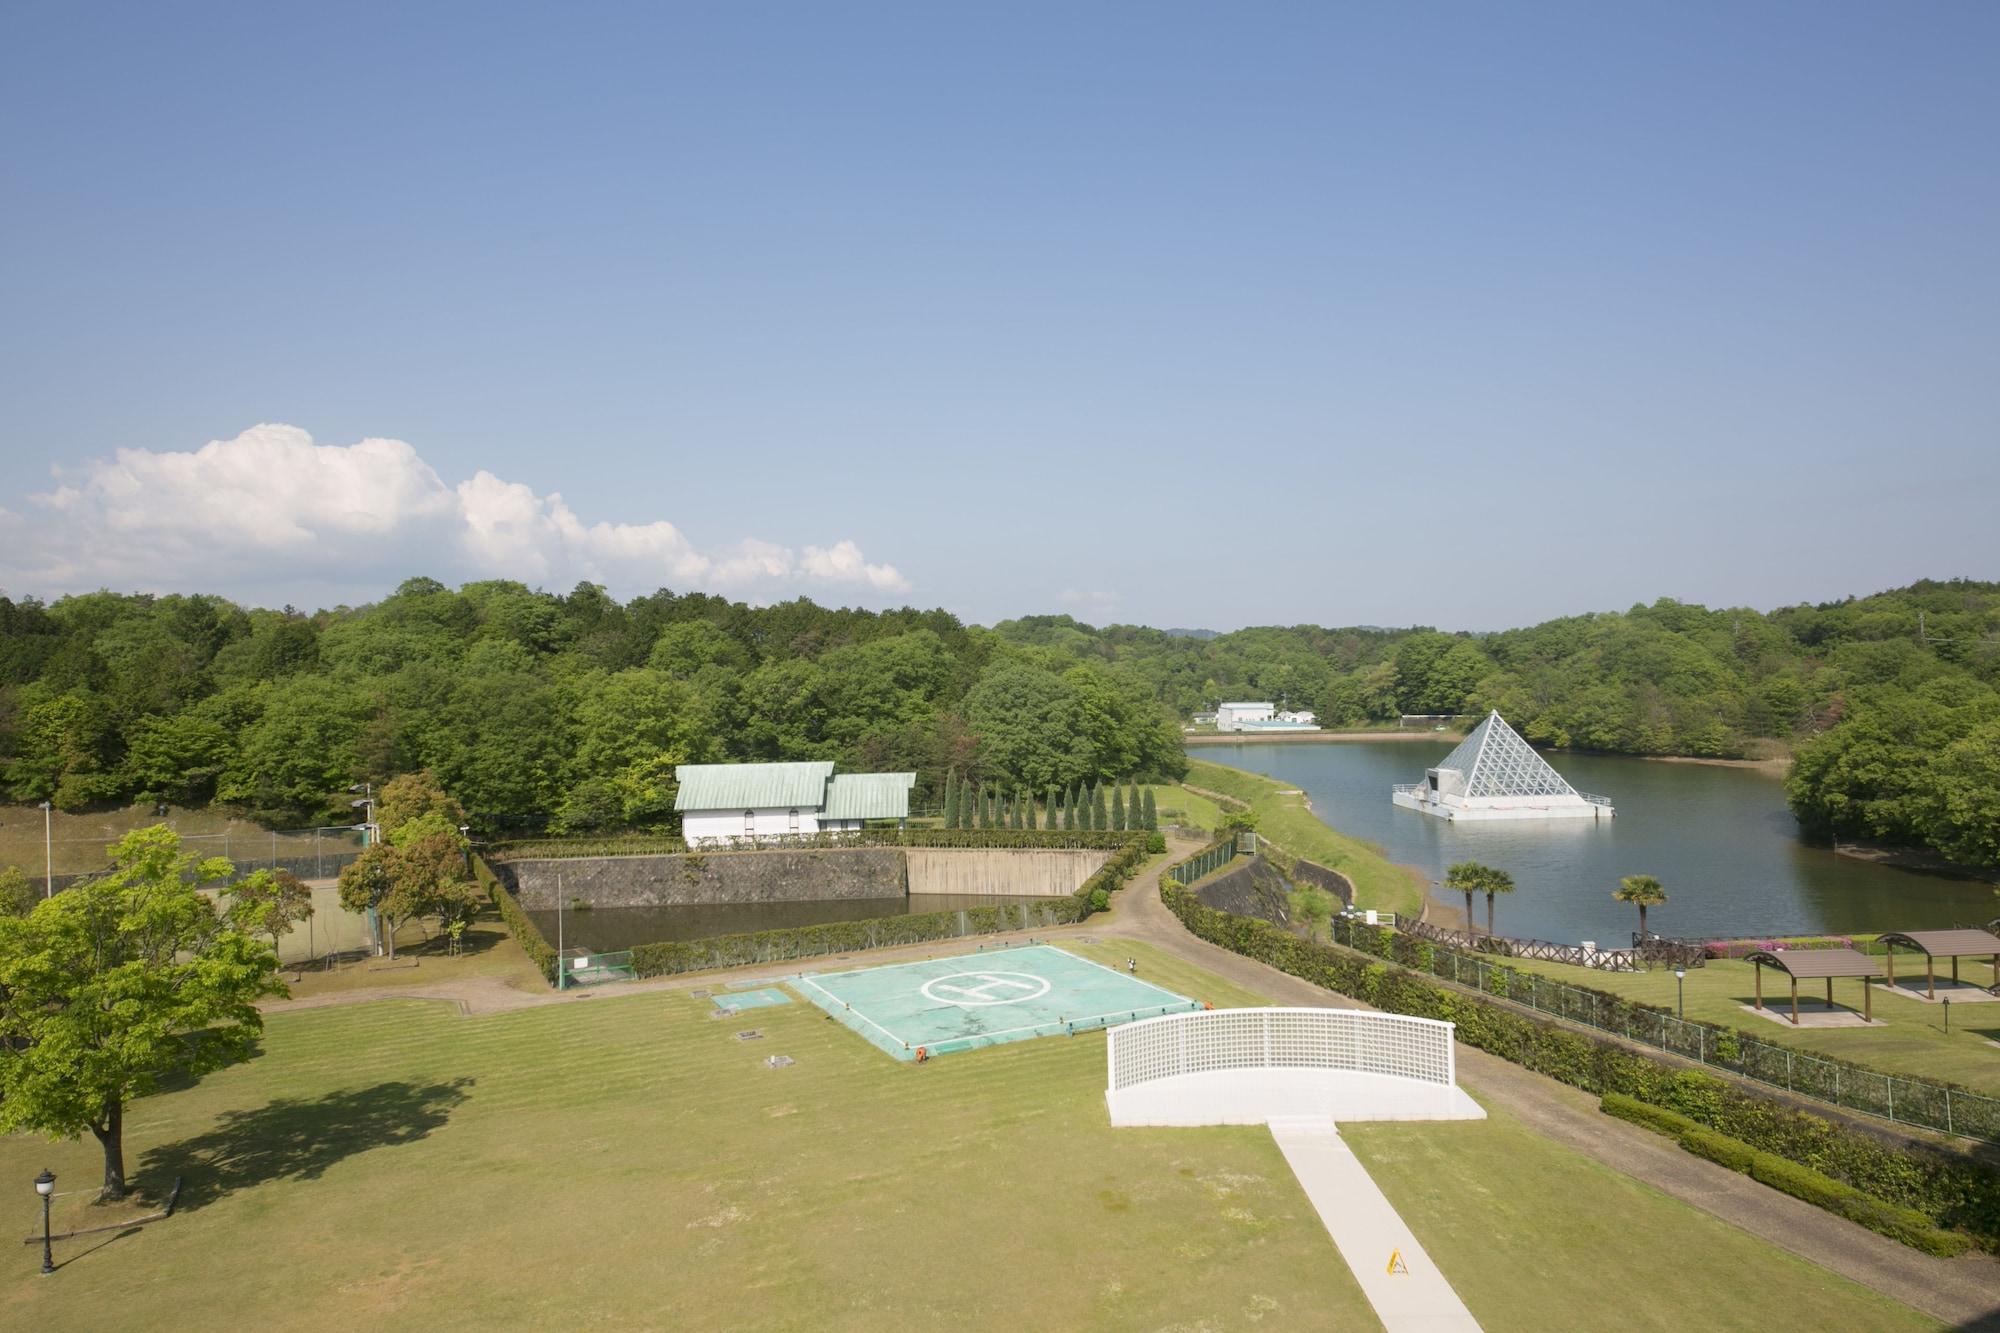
[793,943,1200,1061]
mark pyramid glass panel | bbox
[1450,712,1579,799]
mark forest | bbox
[0,577,1994,869]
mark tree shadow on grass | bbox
[136,1078,474,1211]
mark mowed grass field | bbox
[1183,760,1429,918]
[0,802,357,877]
[1510,954,2000,1096]
[0,938,1937,1331]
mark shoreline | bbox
[1643,753,1791,775]
[1185,730,1464,746]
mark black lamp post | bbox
[35,1168,55,1275]
[1675,968,1686,1020]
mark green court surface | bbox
[711,988,791,1013]
[794,943,1200,1061]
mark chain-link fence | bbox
[23,826,367,894]
[1339,915,2000,1141]
[1166,838,1241,886]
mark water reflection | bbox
[526,893,1065,953]
[1195,741,1996,941]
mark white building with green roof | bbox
[675,761,916,846]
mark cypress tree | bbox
[1111,785,1127,831]
[1128,780,1142,826]
[1142,788,1158,831]
[1016,790,1027,829]
[1094,783,1108,830]
[972,782,984,829]
[1009,790,1021,830]
[1062,786,1076,830]
[941,770,958,829]
[1083,784,1098,831]
[1044,786,1056,831]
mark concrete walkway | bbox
[269,838,2000,1325]
[1269,1118,1481,1332]
[1092,839,2000,1329]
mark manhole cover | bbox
[735,1029,763,1042]
[766,1055,794,1068]
[690,989,710,999]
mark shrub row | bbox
[1602,1095,1973,1256]
[487,828,1139,861]
[1315,905,1999,1141]
[1160,882,2000,1248]
[621,832,1159,979]
[474,853,558,983]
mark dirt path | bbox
[261,839,2000,1323]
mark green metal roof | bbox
[674,761,835,812]
[821,772,916,820]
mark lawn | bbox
[1146,782,1224,835]
[1508,954,2000,1096]
[0,802,358,878]
[1183,759,1428,919]
[0,939,1937,1330]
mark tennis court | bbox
[793,943,1201,1062]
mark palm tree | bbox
[1444,861,1491,940]
[1614,874,1667,938]
[1482,867,1516,938]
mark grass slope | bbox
[1509,954,2000,1096]
[0,937,1935,1330]
[1183,759,1426,918]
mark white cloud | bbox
[1,424,911,604]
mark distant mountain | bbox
[1162,627,1219,640]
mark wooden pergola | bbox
[1746,949,1882,1024]
[1877,929,2000,1000]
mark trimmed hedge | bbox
[475,853,557,984]
[1162,882,2000,1248]
[489,828,1138,861]
[1603,1095,1972,1256]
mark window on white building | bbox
[789,808,800,833]
[744,810,755,835]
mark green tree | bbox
[1480,866,1516,937]
[1111,784,1127,831]
[337,844,402,957]
[377,768,466,837]
[226,868,315,964]
[1614,874,1668,937]
[941,769,958,828]
[0,866,36,917]
[1443,861,1492,938]
[1094,783,1109,830]
[1291,883,1335,942]
[1044,785,1057,830]
[1141,788,1158,831]
[0,826,281,1198]
[1063,786,1077,831]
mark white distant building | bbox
[1277,709,1316,725]
[1391,711,1612,822]
[1213,701,1319,733]
[1216,702,1275,730]
[675,762,915,846]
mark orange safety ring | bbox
[915,1046,928,1063]
[1203,1001,1214,1011]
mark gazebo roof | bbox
[1744,948,1882,980]
[1877,929,2000,959]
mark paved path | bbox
[266,838,2000,1325]
[1269,1119,1481,1332]
[1092,839,2000,1329]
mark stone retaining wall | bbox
[494,848,907,909]
[905,848,1112,898]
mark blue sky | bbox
[2,2,1995,629]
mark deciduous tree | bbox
[0,827,281,1199]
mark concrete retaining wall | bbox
[905,848,1112,898]
[495,848,906,909]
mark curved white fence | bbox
[1106,1007,1482,1126]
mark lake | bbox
[1191,740,1996,943]
[527,892,1066,954]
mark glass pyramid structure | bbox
[1433,712,1578,799]
[1391,711,1612,821]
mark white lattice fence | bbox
[1107,1008,1455,1093]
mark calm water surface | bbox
[527,893,1064,953]
[1194,740,1995,942]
